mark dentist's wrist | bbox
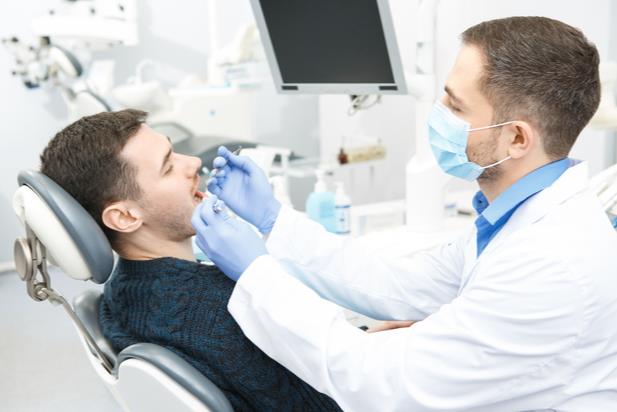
[259,199,282,234]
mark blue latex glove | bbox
[207,146,281,234]
[191,196,268,281]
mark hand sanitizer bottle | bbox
[334,182,351,235]
[305,169,336,232]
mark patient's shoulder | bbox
[106,257,235,306]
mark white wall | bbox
[0,0,251,262]
[320,0,616,206]
[0,0,66,263]
[93,1,212,89]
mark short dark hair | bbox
[461,16,600,158]
[40,109,148,245]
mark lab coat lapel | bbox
[458,227,478,294]
[458,161,589,294]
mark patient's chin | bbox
[155,220,196,242]
[178,221,197,239]
[143,204,197,242]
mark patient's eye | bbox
[165,164,174,175]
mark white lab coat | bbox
[228,161,617,412]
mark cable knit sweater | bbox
[98,257,341,412]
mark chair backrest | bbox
[73,290,119,366]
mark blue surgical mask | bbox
[428,101,513,181]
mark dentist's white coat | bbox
[228,161,617,411]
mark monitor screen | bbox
[260,0,394,84]
[251,0,406,94]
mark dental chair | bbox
[12,170,234,412]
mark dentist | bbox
[192,17,617,411]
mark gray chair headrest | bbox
[13,170,114,284]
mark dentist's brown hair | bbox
[462,16,600,159]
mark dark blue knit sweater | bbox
[98,257,342,412]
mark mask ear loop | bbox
[467,120,515,132]
[480,155,511,169]
[468,121,516,169]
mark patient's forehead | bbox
[119,124,170,176]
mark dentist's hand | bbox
[192,196,268,281]
[207,146,281,233]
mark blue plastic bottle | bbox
[334,182,351,235]
[305,170,336,232]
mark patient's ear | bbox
[102,202,143,233]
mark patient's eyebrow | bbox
[159,136,173,174]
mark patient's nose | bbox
[192,155,202,171]
[183,154,202,176]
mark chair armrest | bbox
[116,343,234,412]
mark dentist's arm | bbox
[205,147,464,321]
[265,204,466,320]
[227,249,582,412]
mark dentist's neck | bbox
[478,154,552,203]
[478,175,514,203]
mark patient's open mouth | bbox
[194,190,205,202]
[191,176,204,202]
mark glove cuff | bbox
[258,199,282,234]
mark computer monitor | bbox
[249,0,407,95]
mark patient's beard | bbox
[154,212,196,241]
[140,199,196,242]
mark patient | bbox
[39,109,341,412]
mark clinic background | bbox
[1,0,617,264]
